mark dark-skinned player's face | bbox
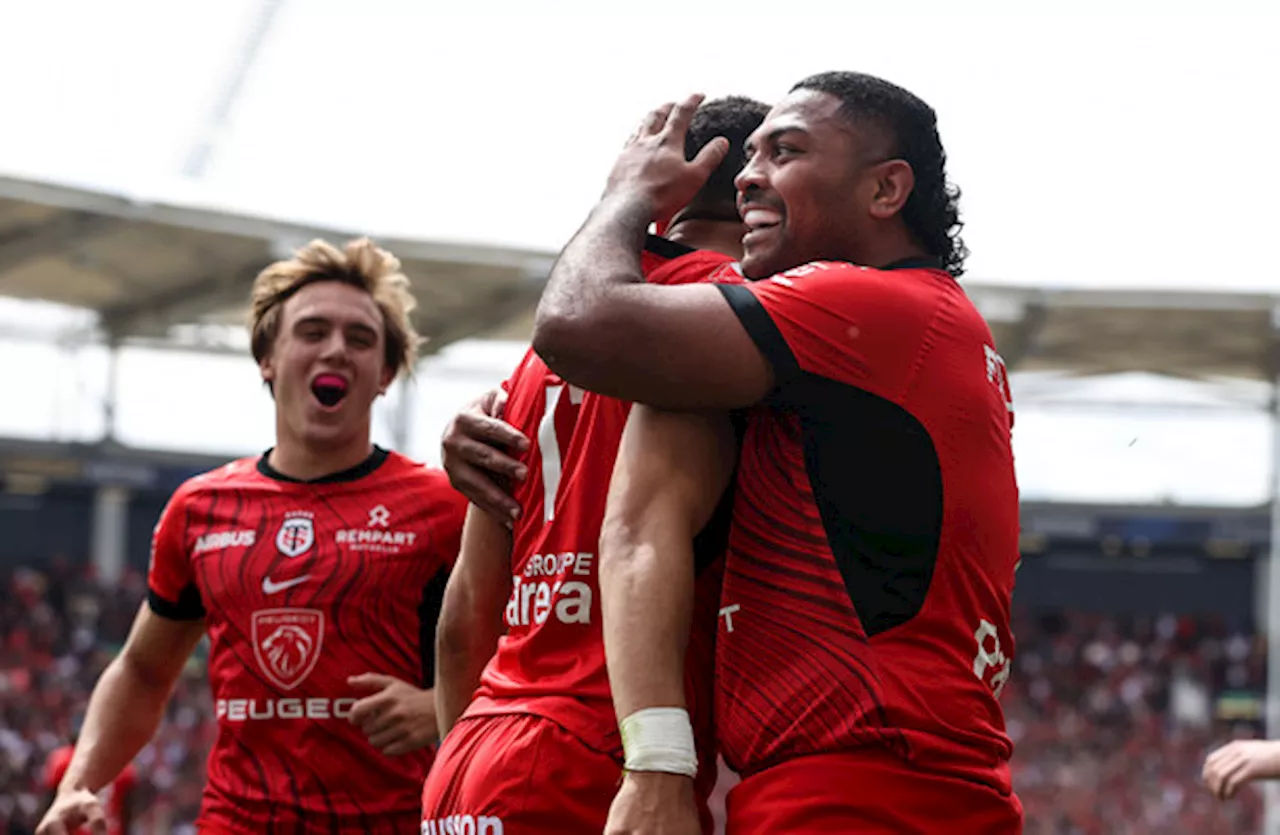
[258,281,393,449]
[735,89,896,279]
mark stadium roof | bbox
[966,285,1280,383]
[0,174,554,354]
[0,174,1276,383]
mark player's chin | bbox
[299,401,366,437]
[740,242,787,281]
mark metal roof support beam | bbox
[101,329,122,443]
[183,0,287,180]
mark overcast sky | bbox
[0,0,1275,505]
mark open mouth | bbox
[742,207,782,241]
[311,374,349,408]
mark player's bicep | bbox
[533,283,774,411]
[119,603,206,691]
[603,406,738,546]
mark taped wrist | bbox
[619,707,697,777]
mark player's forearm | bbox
[532,192,651,386]
[601,522,695,718]
[1254,743,1280,779]
[602,408,737,718]
[435,506,512,736]
[58,655,171,794]
[434,602,501,736]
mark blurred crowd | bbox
[1005,609,1266,834]
[0,565,1269,834]
[0,564,212,834]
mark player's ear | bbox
[378,363,395,397]
[868,159,915,220]
[259,352,276,392]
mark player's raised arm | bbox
[38,604,204,835]
[599,406,738,834]
[434,504,514,736]
[533,95,774,411]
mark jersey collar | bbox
[257,445,389,484]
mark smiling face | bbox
[258,280,393,452]
[735,88,914,279]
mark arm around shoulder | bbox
[534,281,774,411]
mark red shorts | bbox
[726,751,1023,835]
[421,713,621,835]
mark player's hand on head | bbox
[440,387,528,524]
[37,787,108,835]
[606,93,730,226]
[347,673,440,757]
[1203,739,1280,800]
[603,771,701,835]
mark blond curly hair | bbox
[249,237,422,379]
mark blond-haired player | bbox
[38,239,467,835]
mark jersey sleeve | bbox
[642,234,735,287]
[716,262,939,400]
[146,486,206,621]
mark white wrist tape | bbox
[620,707,698,777]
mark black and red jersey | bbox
[714,260,1021,796]
[148,447,466,833]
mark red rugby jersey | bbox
[714,260,1021,794]
[466,236,740,798]
[147,447,466,834]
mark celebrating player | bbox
[37,238,466,835]
[422,97,768,835]
[531,73,1023,834]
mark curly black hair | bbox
[682,95,770,217]
[792,72,968,277]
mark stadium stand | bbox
[1,492,1274,833]
[0,558,1270,833]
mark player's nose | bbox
[735,162,768,203]
[317,331,350,362]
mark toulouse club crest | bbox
[252,608,324,690]
[276,511,315,558]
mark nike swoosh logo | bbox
[262,575,310,595]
